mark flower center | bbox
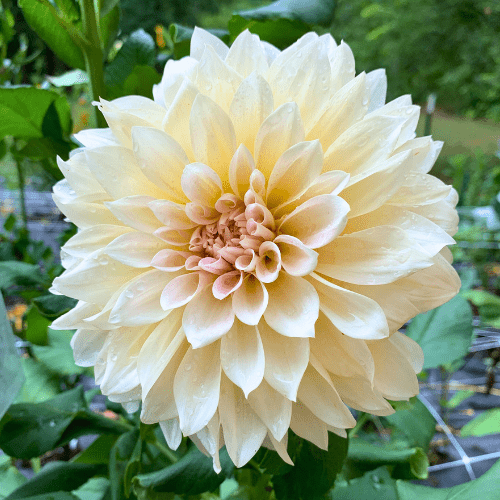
[188,194,280,281]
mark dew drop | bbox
[49,420,56,427]
[125,290,134,298]
[99,257,109,266]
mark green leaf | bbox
[237,0,336,26]
[33,294,78,320]
[0,386,129,459]
[72,434,120,464]
[0,87,72,143]
[73,477,111,500]
[25,306,51,345]
[0,261,44,290]
[9,494,79,500]
[14,357,61,404]
[346,439,428,480]
[32,329,85,376]
[5,462,105,500]
[0,294,25,420]
[405,295,474,369]
[330,467,399,500]
[462,289,500,327]
[105,28,156,97]
[0,454,27,498]
[383,398,436,451]
[272,431,348,500]
[109,428,140,500]
[396,456,500,499]
[132,446,234,497]
[122,65,161,99]
[441,389,474,409]
[100,4,121,57]
[227,15,310,50]
[17,0,85,69]
[461,409,500,437]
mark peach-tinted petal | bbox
[213,270,243,300]
[256,241,281,283]
[232,274,268,325]
[274,234,318,276]
[161,271,212,310]
[182,285,235,348]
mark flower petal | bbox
[105,232,165,268]
[213,270,243,300]
[189,94,236,187]
[266,140,323,209]
[159,419,182,450]
[366,68,387,112]
[181,162,223,207]
[105,196,163,233]
[70,328,108,366]
[228,144,255,199]
[330,41,355,94]
[174,341,222,435]
[309,273,389,340]
[220,321,264,398]
[190,26,229,61]
[225,30,269,77]
[232,274,268,325]
[183,285,235,348]
[274,234,318,276]
[109,270,182,326]
[161,271,211,309]
[389,331,424,374]
[229,73,274,154]
[254,102,305,179]
[132,127,190,202]
[259,320,309,401]
[247,380,292,441]
[278,194,350,249]
[219,375,267,467]
[264,273,319,338]
[316,226,434,285]
[290,402,328,450]
[297,359,356,429]
[367,338,419,400]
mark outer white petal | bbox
[309,273,389,340]
[182,285,235,348]
[70,328,108,366]
[259,321,309,401]
[189,94,236,187]
[159,419,182,450]
[190,27,229,61]
[109,270,181,326]
[156,56,198,109]
[290,402,328,450]
[219,375,267,467]
[247,380,292,441]
[105,196,163,233]
[229,73,274,155]
[389,331,424,374]
[297,360,356,429]
[220,322,264,398]
[225,30,269,77]
[254,102,305,179]
[264,273,319,338]
[51,301,100,331]
[52,249,143,305]
[181,162,222,207]
[365,68,387,112]
[73,128,120,148]
[368,338,419,400]
[228,144,255,199]
[330,41,355,94]
[132,127,190,203]
[174,341,222,435]
[316,226,434,285]
[105,232,165,268]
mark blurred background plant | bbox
[1,0,500,499]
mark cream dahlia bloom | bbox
[51,28,460,470]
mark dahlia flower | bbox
[51,28,460,471]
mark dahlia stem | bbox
[79,0,107,128]
[349,412,369,437]
[154,440,178,463]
